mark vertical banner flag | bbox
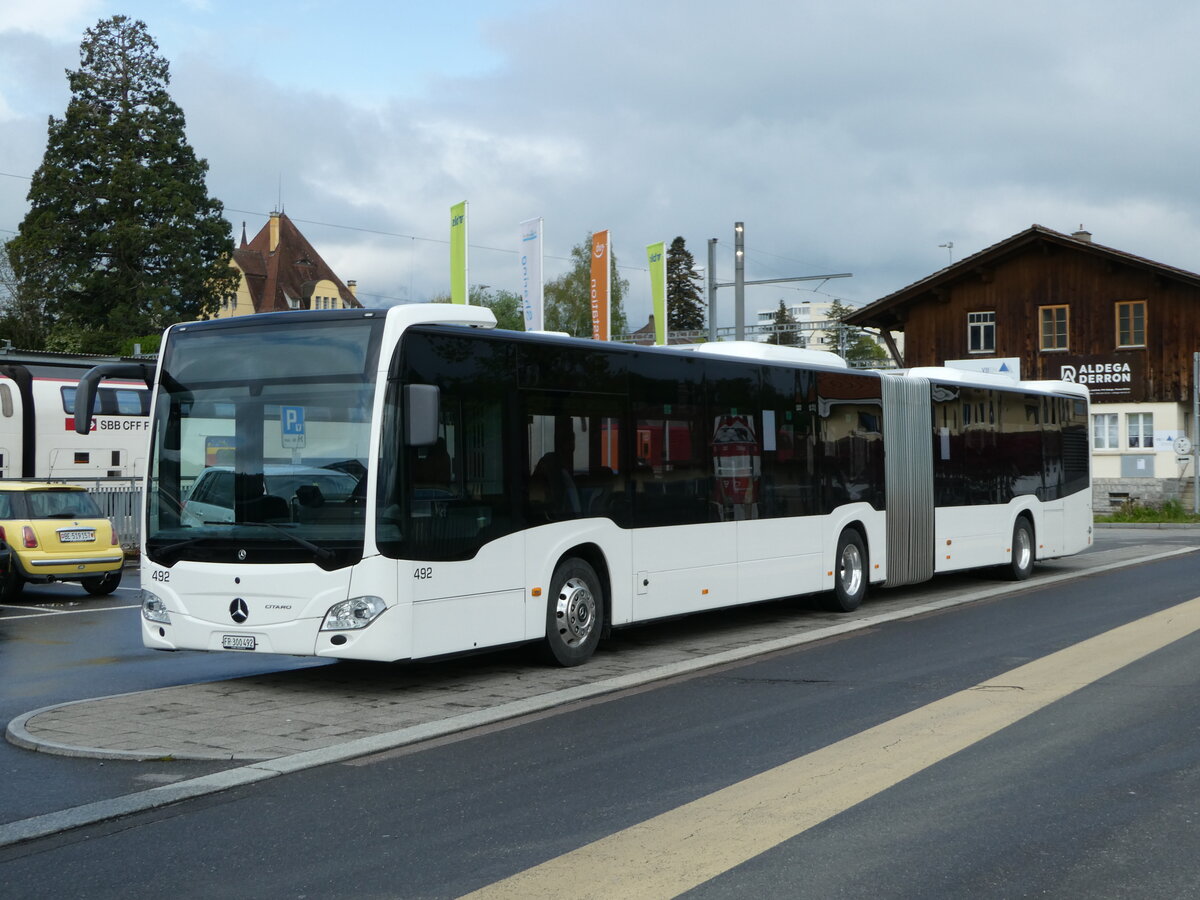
[590,229,611,341]
[519,217,544,331]
[647,241,667,345]
[450,201,468,304]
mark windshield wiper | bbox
[153,535,209,558]
[218,520,335,563]
[153,522,337,565]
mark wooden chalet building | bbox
[846,224,1200,510]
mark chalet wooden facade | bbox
[846,225,1200,509]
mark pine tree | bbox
[545,234,628,338]
[826,297,857,323]
[824,296,888,363]
[7,16,237,353]
[665,236,705,331]
[768,299,799,346]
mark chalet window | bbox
[1116,300,1146,348]
[1127,412,1153,449]
[1093,413,1118,450]
[968,312,995,353]
[1039,305,1069,351]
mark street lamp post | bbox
[734,222,745,341]
[708,238,718,343]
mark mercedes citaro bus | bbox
[76,305,1090,667]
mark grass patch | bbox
[1095,499,1200,524]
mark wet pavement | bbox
[9,537,1194,763]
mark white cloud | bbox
[3,0,1200,330]
[0,0,101,40]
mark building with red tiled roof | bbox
[217,211,363,318]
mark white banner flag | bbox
[519,217,544,331]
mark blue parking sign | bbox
[281,405,306,448]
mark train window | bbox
[61,385,150,417]
[114,390,144,414]
[0,384,11,418]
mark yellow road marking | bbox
[463,596,1200,900]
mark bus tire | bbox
[82,571,122,596]
[542,558,603,667]
[1006,517,1035,581]
[828,528,867,612]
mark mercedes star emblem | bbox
[230,598,249,624]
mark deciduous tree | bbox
[544,235,628,338]
[826,296,888,364]
[431,286,524,330]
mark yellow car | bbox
[0,483,125,601]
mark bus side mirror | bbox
[74,363,154,434]
[404,384,440,447]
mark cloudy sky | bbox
[1,0,1197,331]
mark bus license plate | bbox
[221,634,257,651]
[58,530,95,542]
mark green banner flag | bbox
[647,241,667,345]
[450,201,468,304]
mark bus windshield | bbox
[145,314,383,568]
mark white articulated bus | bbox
[0,361,150,479]
[77,305,1091,666]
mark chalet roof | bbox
[233,212,362,314]
[845,224,1200,331]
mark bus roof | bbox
[903,365,1089,398]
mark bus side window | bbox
[528,414,581,520]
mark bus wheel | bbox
[82,571,123,596]
[828,529,867,612]
[542,558,603,667]
[1006,518,1035,581]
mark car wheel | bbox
[82,570,123,596]
[1,570,23,602]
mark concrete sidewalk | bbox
[8,541,1193,764]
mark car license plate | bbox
[58,529,95,543]
[221,634,257,651]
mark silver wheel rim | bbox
[1016,526,1032,570]
[555,576,596,647]
[839,543,863,597]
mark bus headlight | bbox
[142,590,171,624]
[321,596,387,631]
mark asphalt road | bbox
[0,526,1190,827]
[1,529,1199,897]
[0,578,326,823]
